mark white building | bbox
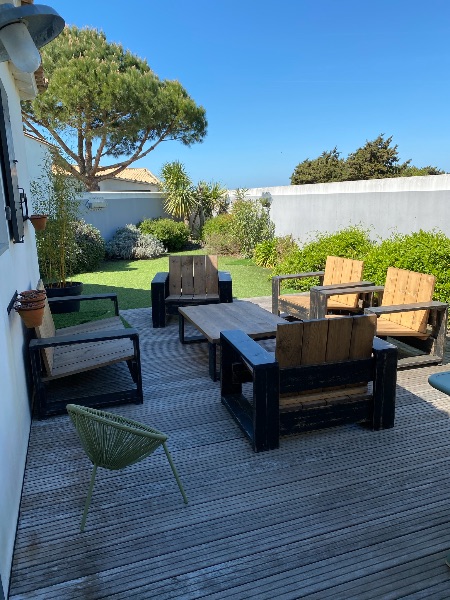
[0,3,64,598]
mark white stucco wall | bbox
[0,65,41,598]
[99,178,159,192]
[80,192,167,240]
[241,175,450,243]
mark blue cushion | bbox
[428,372,450,396]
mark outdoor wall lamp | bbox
[0,3,64,73]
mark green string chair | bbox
[67,404,188,531]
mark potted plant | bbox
[30,154,84,313]
[14,289,47,328]
[29,214,48,231]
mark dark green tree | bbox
[290,147,346,185]
[401,165,445,177]
[345,134,411,180]
[22,26,207,190]
[290,134,445,184]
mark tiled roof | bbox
[99,167,160,185]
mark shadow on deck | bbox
[9,302,450,599]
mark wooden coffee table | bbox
[178,300,286,380]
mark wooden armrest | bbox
[218,270,232,282]
[151,272,169,285]
[30,328,139,349]
[311,284,383,297]
[272,271,325,283]
[365,301,447,316]
[220,329,276,369]
[372,336,398,352]
[47,293,120,315]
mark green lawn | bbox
[53,252,273,327]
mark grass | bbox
[52,252,273,327]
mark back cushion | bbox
[35,280,55,375]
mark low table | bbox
[178,301,286,380]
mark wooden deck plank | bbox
[9,302,450,599]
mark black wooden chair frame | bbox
[220,329,397,452]
[151,270,233,328]
[29,294,143,418]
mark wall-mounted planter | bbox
[14,300,45,328]
[17,289,47,304]
[29,214,48,231]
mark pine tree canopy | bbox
[22,26,207,190]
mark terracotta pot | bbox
[17,289,47,304]
[14,300,45,328]
[29,215,48,232]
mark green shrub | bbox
[363,229,450,303]
[106,224,166,260]
[229,199,275,258]
[201,213,233,240]
[273,226,374,291]
[72,220,105,274]
[201,214,240,254]
[138,218,189,252]
[253,236,297,268]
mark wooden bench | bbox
[220,314,397,452]
[29,292,143,418]
[272,256,369,320]
[151,255,232,328]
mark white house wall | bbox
[81,192,167,240]
[242,175,450,243]
[0,64,41,598]
[99,179,159,192]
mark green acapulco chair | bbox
[67,404,188,532]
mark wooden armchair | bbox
[220,314,397,452]
[151,255,232,328]
[310,268,447,368]
[272,255,370,319]
[29,293,143,418]
[364,267,448,368]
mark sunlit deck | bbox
[9,301,450,599]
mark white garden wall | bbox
[242,175,450,243]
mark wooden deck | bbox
[9,300,450,599]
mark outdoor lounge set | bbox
[25,255,449,527]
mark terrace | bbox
[9,299,450,599]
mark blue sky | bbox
[47,0,450,189]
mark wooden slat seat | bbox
[272,256,367,320]
[220,314,398,452]
[151,255,232,328]
[29,289,143,418]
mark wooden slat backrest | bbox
[381,267,435,334]
[169,256,183,295]
[204,255,219,294]
[181,256,195,295]
[34,291,55,376]
[322,256,364,308]
[276,314,376,369]
[169,255,218,296]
